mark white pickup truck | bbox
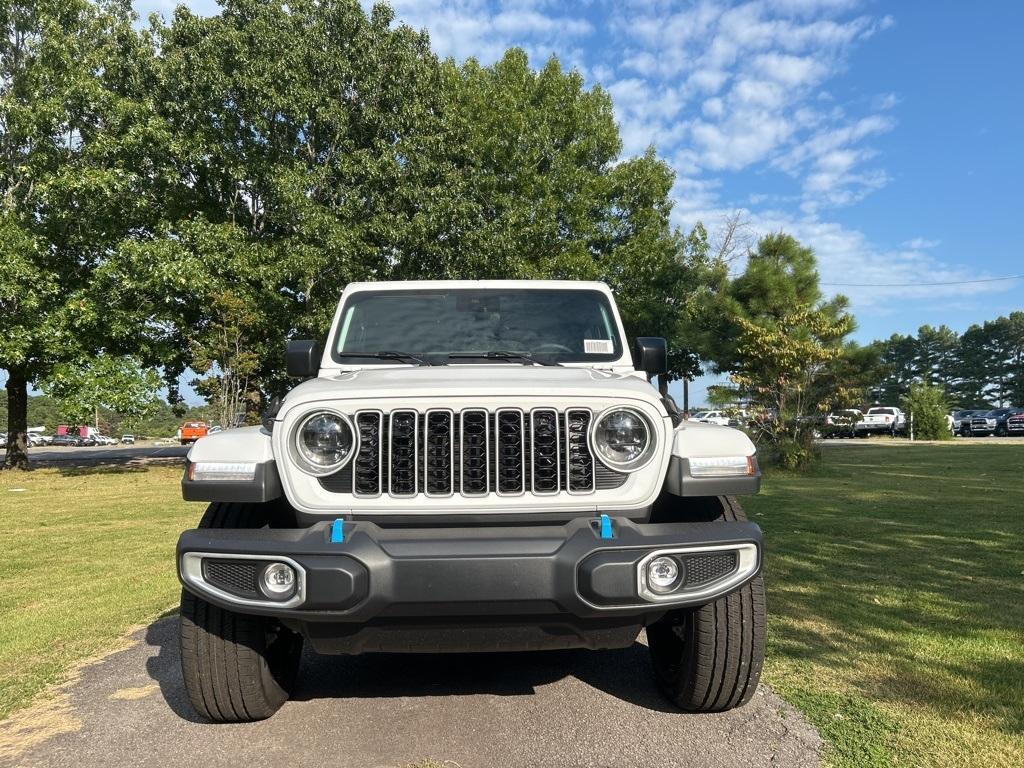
[855,406,906,437]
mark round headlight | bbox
[293,411,356,475]
[591,408,654,471]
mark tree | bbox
[1003,312,1024,407]
[914,325,960,387]
[873,333,916,403]
[1,0,161,468]
[189,291,263,429]
[40,355,161,427]
[901,383,951,441]
[700,233,855,468]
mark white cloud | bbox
[902,238,941,250]
[674,203,1006,314]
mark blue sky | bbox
[129,2,1023,403]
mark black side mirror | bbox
[632,337,668,378]
[287,339,322,378]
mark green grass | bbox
[0,464,196,719]
[746,444,1024,767]
[1,447,1022,768]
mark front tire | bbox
[179,502,303,722]
[647,497,766,712]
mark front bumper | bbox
[177,516,762,625]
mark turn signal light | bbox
[689,455,757,477]
[188,462,257,482]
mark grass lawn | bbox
[1,446,1022,768]
[0,464,196,719]
[746,443,1024,768]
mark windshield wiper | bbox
[448,351,559,366]
[337,351,437,366]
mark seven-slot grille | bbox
[320,408,629,498]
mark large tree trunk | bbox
[4,370,30,470]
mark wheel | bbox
[996,426,1007,437]
[179,502,303,722]
[647,497,766,712]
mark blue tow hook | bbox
[598,513,614,540]
[330,518,346,543]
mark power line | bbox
[728,272,1024,287]
[818,274,1024,288]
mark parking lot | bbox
[24,444,189,466]
[817,435,1024,446]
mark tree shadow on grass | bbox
[49,458,184,478]
[753,447,1024,740]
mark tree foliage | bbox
[40,355,161,426]
[871,312,1024,408]
[901,383,951,441]
[1,0,164,467]
[700,233,856,468]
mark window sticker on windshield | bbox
[584,339,614,354]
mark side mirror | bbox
[632,337,668,378]
[286,339,321,378]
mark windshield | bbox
[869,408,895,415]
[333,288,622,364]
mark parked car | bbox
[691,410,731,426]
[855,406,906,436]
[51,434,83,447]
[175,279,767,722]
[951,409,982,436]
[989,408,1024,436]
[179,421,210,446]
[823,409,863,438]
[968,410,997,436]
[121,434,136,444]
[1007,411,1024,435]
[0,433,6,448]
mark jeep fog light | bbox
[261,563,296,598]
[189,462,257,482]
[689,455,756,477]
[647,556,682,593]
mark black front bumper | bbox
[178,514,761,625]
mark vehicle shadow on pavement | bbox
[144,617,678,720]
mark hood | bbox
[280,365,664,413]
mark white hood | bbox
[278,365,666,417]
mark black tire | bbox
[179,502,303,723]
[647,496,766,712]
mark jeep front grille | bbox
[319,408,628,498]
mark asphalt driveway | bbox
[1,617,820,768]
[27,444,189,466]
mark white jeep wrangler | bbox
[177,280,765,722]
